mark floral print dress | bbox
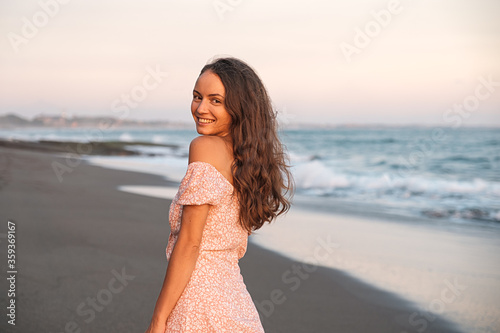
[165,161,264,332]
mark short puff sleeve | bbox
[175,161,228,206]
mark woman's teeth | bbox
[198,118,215,123]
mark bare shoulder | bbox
[188,136,233,174]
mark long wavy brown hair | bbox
[200,57,294,233]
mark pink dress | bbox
[165,161,265,332]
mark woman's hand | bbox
[146,203,209,332]
[145,320,166,333]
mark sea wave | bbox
[292,158,500,223]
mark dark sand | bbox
[0,147,464,333]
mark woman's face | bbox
[191,70,232,138]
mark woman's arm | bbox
[145,135,228,333]
[145,203,210,332]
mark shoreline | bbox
[117,184,500,332]
[85,153,500,229]
[0,138,179,156]
[0,146,467,333]
[3,136,498,227]
[116,184,500,233]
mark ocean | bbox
[2,126,499,226]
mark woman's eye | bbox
[212,99,221,104]
[193,95,201,101]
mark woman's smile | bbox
[191,70,232,137]
[196,116,215,124]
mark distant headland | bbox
[0,113,192,129]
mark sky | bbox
[0,0,499,126]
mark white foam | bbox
[118,185,178,199]
[119,132,134,142]
[291,159,500,219]
[293,159,499,196]
[494,211,500,221]
[86,155,188,182]
[152,135,166,144]
[292,160,350,189]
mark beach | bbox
[251,205,500,332]
[2,0,499,331]
[0,145,479,333]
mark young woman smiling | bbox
[145,57,294,333]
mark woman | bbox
[145,57,294,332]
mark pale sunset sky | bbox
[1,0,499,126]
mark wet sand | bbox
[0,147,463,333]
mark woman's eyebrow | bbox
[193,89,224,98]
[208,93,225,98]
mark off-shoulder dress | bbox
[165,161,264,332]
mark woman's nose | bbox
[196,98,209,114]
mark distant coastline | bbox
[0,113,192,129]
[1,113,498,130]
